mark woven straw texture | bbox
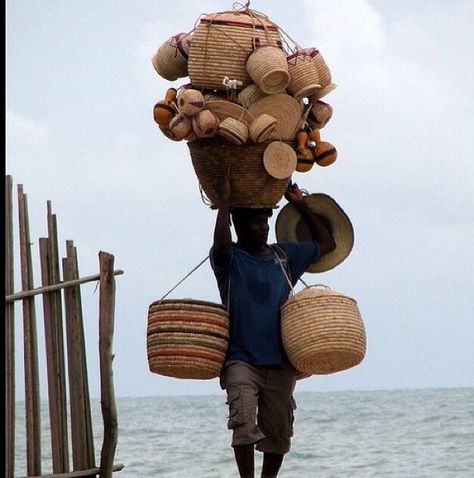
[287,51,321,99]
[206,100,254,127]
[188,11,282,90]
[248,94,304,140]
[188,138,291,208]
[246,46,289,94]
[152,34,189,81]
[147,299,229,380]
[238,83,268,108]
[281,286,366,375]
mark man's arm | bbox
[212,176,232,267]
[285,183,336,256]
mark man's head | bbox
[231,207,273,246]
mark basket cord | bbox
[159,255,210,301]
[271,245,314,293]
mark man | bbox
[210,178,335,478]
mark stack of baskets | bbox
[151,5,338,209]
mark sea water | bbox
[13,388,474,477]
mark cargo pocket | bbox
[226,389,246,430]
[287,396,297,437]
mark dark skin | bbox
[213,178,335,478]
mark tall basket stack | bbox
[150,3,339,209]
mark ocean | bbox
[13,387,474,477]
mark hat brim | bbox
[275,193,354,273]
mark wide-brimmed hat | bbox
[275,193,354,272]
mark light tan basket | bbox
[218,117,249,145]
[281,285,366,375]
[177,88,206,117]
[308,100,333,129]
[246,45,290,94]
[169,113,193,140]
[306,48,332,88]
[187,138,292,208]
[188,11,282,90]
[151,33,190,81]
[147,299,229,380]
[192,109,220,138]
[286,50,321,99]
[249,113,277,143]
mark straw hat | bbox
[309,83,337,101]
[248,94,303,140]
[275,193,354,272]
[238,83,268,108]
[206,100,254,127]
[263,141,297,179]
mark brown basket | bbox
[281,286,366,375]
[187,138,292,208]
[188,11,282,90]
[306,48,332,88]
[147,299,229,380]
[286,50,321,99]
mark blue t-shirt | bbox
[210,241,320,366]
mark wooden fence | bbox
[4,175,124,478]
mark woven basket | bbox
[188,138,291,208]
[306,48,332,88]
[177,88,206,117]
[188,11,282,90]
[192,109,220,138]
[308,100,333,129]
[281,285,366,375]
[151,33,190,81]
[147,299,229,380]
[169,113,193,140]
[246,45,290,94]
[249,113,277,143]
[218,117,249,145]
[286,51,321,99]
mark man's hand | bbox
[285,182,304,204]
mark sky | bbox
[6,0,474,399]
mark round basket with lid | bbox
[281,285,366,375]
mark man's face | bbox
[246,214,270,245]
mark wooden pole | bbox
[62,241,95,473]
[98,252,118,478]
[18,184,42,476]
[39,201,69,473]
[5,270,124,303]
[5,175,15,478]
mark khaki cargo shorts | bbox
[220,360,297,455]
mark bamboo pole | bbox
[18,184,42,476]
[39,201,69,473]
[63,241,95,473]
[6,270,124,303]
[5,175,15,478]
[98,252,118,478]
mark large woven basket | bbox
[281,286,366,375]
[188,11,282,90]
[147,299,229,380]
[188,138,291,208]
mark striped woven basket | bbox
[281,285,366,375]
[187,138,292,208]
[286,50,321,99]
[151,33,190,81]
[188,11,282,90]
[147,299,229,380]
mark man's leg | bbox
[234,444,255,478]
[261,452,284,478]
